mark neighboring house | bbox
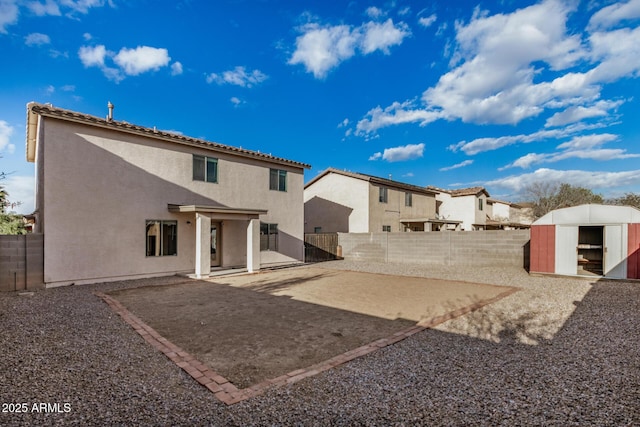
[429,186,490,231]
[485,198,532,230]
[304,168,452,233]
[26,102,310,287]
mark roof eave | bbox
[26,102,39,163]
[28,103,311,170]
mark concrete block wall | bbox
[339,230,530,268]
[337,232,388,263]
[0,234,44,292]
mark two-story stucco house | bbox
[485,198,532,230]
[429,186,490,231]
[304,168,456,233]
[26,102,310,287]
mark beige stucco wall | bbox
[368,184,436,232]
[303,174,369,233]
[437,194,479,231]
[37,118,305,286]
[491,201,511,221]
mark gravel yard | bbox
[1,261,638,426]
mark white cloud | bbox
[449,121,614,155]
[337,118,349,128]
[500,133,639,170]
[365,6,385,19]
[26,0,61,16]
[423,0,586,124]
[206,66,268,87]
[418,14,437,28]
[545,100,622,127]
[487,168,640,194]
[355,0,595,135]
[0,120,14,152]
[2,175,35,214]
[586,26,640,84]
[59,0,106,15]
[356,100,441,136]
[588,0,640,31]
[439,159,473,171]
[360,19,410,55]
[398,7,411,17]
[551,148,640,162]
[114,46,170,76]
[556,133,618,150]
[83,32,92,41]
[230,97,243,107]
[25,32,50,46]
[78,44,107,67]
[79,44,172,81]
[500,153,548,170]
[371,143,425,162]
[0,0,19,33]
[288,17,410,78]
[171,61,183,76]
[288,23,359,79]
[449,135,525,155]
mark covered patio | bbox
[168,204,268,277]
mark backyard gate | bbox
[0,234,44,292]
[304,233,339,262]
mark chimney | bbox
[107,101,114,122]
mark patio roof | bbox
[168,204,267,219]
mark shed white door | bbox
[604,225,626,278]
[556,225,578,275]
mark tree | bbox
[0,166,26,235]
[607,193,640,209]
[522,181,560,219]
[0,213,26,234]
[523,182,604,219]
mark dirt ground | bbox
[108,266,515,388]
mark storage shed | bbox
[530,204,640,279]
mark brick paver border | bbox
[95,286,517,405]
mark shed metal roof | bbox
[533,204,640,225]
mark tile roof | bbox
[26,102,311,169]
[306,168,439,196]
[428,185,490,197]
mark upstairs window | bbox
[145,220,177,257]
[405,192,412,207]
[193,155,218,183]
[270,169,287,192]
[478,198,484,211]
[382,225,391,232]
[379,187,388,203]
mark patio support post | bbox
[247,218,260,273]
[195,213,211,278]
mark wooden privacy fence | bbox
[304,233,340,262]
[0,234,44,292]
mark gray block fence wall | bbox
[338,230,531,268]
[0,234,44,292]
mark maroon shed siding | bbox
[627,223,640,279]
[530,225,555,273]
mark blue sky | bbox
[1,0,640,214]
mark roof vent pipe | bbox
[107,101,114,122]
